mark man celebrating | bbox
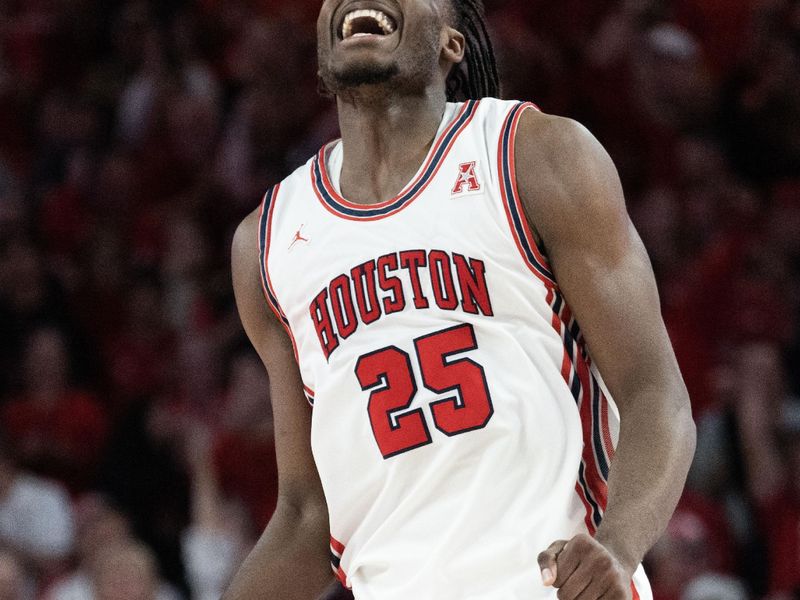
[226,1,696,598]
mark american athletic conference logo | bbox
[451,161,481,195]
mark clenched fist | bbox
[538,534,634,600]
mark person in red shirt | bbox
[2,326,108,493]
[212,351,278,531]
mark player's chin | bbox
[326,56,400,90]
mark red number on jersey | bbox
[415,324,493,436]
[355,324,493,458]
[355,347,432,458]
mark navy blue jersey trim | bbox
[499,102,556,283]
[313,100,478,219]
[257,186,291,331]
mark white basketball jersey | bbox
[257,98,652,600]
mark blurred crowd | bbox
[0,0,798,599]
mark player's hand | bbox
[538,534,633,600]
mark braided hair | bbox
[446,0,501,101]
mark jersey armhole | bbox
[495,101,558,289]
[257,184,301,364]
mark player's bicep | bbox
[232,212,325,509]
[516,113,685,406]
[550,219,678,402]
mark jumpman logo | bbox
[289,225,310,250]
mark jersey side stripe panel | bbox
[330,536,349,589]
[498,102,610,518]
[501,102,615,489]
[500,101,638,598]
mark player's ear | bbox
[441,26,466,65]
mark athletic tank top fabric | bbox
[257,98,652,600]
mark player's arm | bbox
[223,211,333,600]
[515,111,696,599]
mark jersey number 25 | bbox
[355,323,494,459]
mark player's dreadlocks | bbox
[446,0,501,101]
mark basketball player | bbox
[225,0,696,598]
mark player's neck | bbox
[336,88,447,205]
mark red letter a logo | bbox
[452,161,481,195]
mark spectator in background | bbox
[44,495,181,600]
[0,436,74,580]
[681,574,749,600]
[647,508,716,600]
[44,494,132,600]
[116,22,172,150]
[92,541,179,600]
[0,236,81,392]
[1,326,108,492]
[215,17,321,199]
[182,424,250,600]
[735,344,800,598]
[0,550,29,600]
[97,397,190,591]
[161,214,212,335]
[104,274,174,411]
[723,0,800,181]
[212,350,277,531]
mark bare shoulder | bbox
[515,110,618,193]
[513,109,628,246]
[231,208,267,325]
[232,208,262,269]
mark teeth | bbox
[341,8,396,39]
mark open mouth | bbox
[341,8,397,40]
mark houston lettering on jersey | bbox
[310,249,494,359]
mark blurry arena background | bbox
[0,0,798,598]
